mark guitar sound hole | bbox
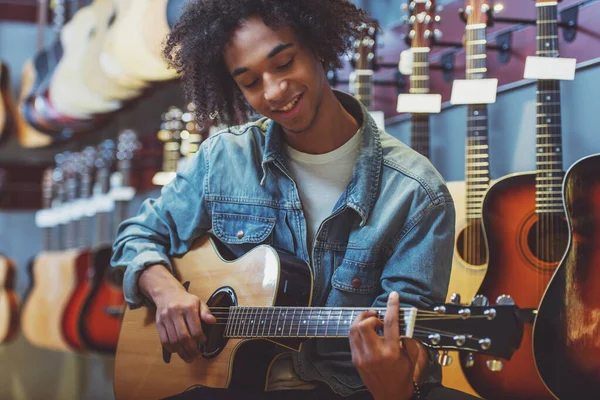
[526,216,569,264]
[201,287,237,359]
[456,222,487,267]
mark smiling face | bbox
[224,16,328,135]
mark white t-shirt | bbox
[285,130,363,254]
[266,131,362,391]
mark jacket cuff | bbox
[122,251,173,309]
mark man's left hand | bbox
[349,291,424,400]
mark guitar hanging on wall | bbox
[463,1,568,398]
[533,152,600,399]
[350,22,386,131]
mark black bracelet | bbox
[411,381,422,400]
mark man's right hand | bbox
[138,264,216,363]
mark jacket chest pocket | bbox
[211,212,276,256]
[325,260,382,307]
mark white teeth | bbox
[278,95,300,112]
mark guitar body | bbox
[21,250,80,351]
[114,235,312,400]
[79,246,125,353]
[49,4,121,118]
[60,248,94,351]
[441,181,487,398]
[99,0,153,89]
[81,0,143,101]
[0,62,14,145]
[15,60,53,148]
[534,154,600,399]
[463,173,564,399]
[0,255,20,344]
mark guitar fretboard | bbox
[410,48,431,159]
[465,24,490,222]
[223,306,416,338]
[351,70,373,111]
[535,2,564,215]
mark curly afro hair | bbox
[163,0,373,127]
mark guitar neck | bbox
[223,306,416,339]
[353,69,374,111]
[410,49,431,159]
[535,2,564,216]
[465,23,490,222]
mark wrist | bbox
[138,264,181,303]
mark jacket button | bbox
[352,278,361,289]
[237,230,244,239]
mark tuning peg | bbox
[463,352,475,368]
[433,29,443,41]
[428,333,441,345]
[401,3,408,12]
[435,15,441,23]
[437,351,453,366]
[450,293,461,305]
[486,359,504,372]
[478,338,491,350]
[436,5,444,13]
[472,294,489,307]
[496,295,515,306]
[493,3,505,15]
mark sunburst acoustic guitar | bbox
[114,234,524,400]
[462,1,569,398]
[533,153,600,400]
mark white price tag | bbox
[55,205,71,225]
[92,195,115,213]
[109,186,136,201]
[450,79,498,105]
[397,94,442,114]
[35,209,54,228]
[523,56,576,81]
[399,50,414,75]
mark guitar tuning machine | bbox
[486,359,504,372]
[463,352,475,368]
[471,294,489,307]
[450,293,461,305]
[437,351,453,367]
[496,295,515,306]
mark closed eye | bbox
[277,57,295,70]
[243,79,259,89]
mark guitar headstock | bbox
[116,129,140,188]
[414,295,524,361]
[352,22,378,71]
[405,0,440,48]
[463,0,491,26]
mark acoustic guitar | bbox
[0,254,19,344]
[60,149,97,351]
[349,22,385,130]
[100,0,178,88]
[21,162,79,352]
[444,0,492,376]
[14,0,53,148]
[0,62,14,146]
[80,0,143,102]
[533,153,600,399]
[114,234,525,400]
[405,0,436,159]
[49,0,122,119]
[463,1,568,398]
[79,134,136,354]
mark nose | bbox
[263,74,288,103]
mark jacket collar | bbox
[261,90,383,226]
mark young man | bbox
[112,1,473,399]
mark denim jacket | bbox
[111,90,455,397]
